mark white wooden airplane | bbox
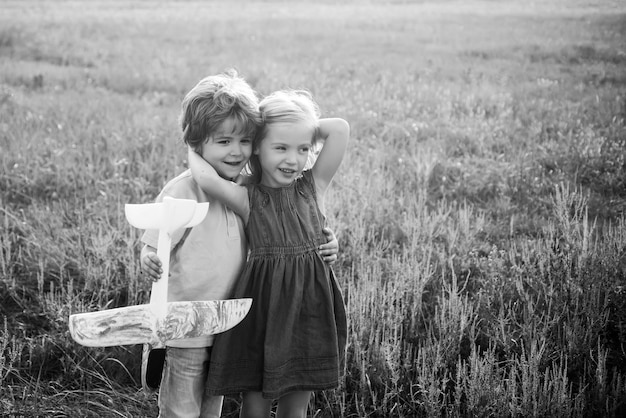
[68,197,251,389]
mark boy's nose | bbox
[230,144,243,156]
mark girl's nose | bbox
[285,150,298,164]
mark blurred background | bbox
[1,0,625,416]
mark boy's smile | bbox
[255,122,314,188]
[200,118,253,181]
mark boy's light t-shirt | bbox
[141,169,247,348]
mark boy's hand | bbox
[141,246,163,282]
[319,227,339,265]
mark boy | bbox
[140,70,339,418]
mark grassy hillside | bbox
[1,0,626,416]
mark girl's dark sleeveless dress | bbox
[206,170,347,399]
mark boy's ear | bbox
[253,148,260,155]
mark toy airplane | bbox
[68,196,251,348]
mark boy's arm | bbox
[311,118,350,195]
[140,244,162,282]
[187,147,250,223]
[319,227,339,265]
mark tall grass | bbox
[2,0,626,416]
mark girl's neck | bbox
[259,179,296,189]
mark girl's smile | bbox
[255,122,314,188]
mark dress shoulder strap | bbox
[299,170,318,202]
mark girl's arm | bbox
[311,118,350,196]
[187,147,250,222]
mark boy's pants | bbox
[158,346,224,418]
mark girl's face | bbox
[254,122,314,188]
[200,117,253,181]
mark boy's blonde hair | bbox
[180,70,261,151]
[248,90,321,183]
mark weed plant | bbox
[1,0,626,416]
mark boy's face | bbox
[200,118,253,181]
[254,122,313,188]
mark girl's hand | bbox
[319,227,339,265]
[141,248,163,282]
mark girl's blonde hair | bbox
[248,90,321,183]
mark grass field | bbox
[1,0,626,416]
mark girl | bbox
[188,89,349,418]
